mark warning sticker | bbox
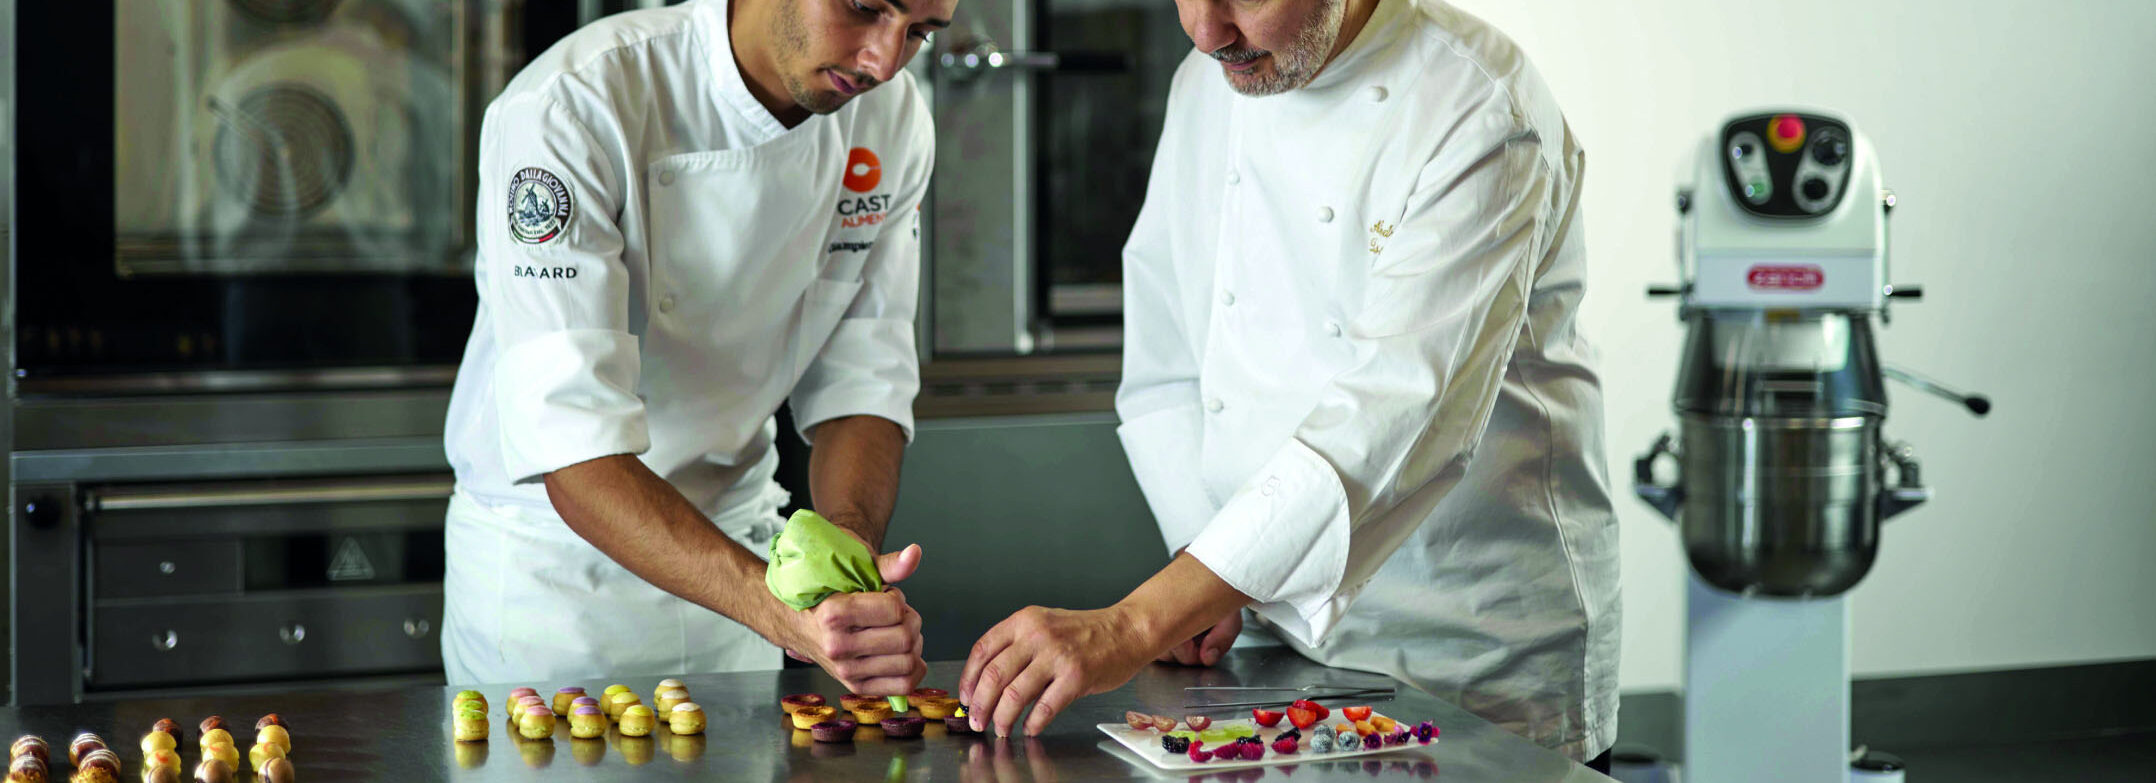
[328,538,378,582]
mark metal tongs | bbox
[1182,684,1396,711]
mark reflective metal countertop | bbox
[0,649,1608,781]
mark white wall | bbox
[1445,0,2156,691]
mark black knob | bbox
[1802,178,1831,200]
[1812,135,1850,166]
[22,497,61,530]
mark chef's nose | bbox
[1180,1,1239,54]
[857,29,907,85]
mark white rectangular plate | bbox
[1095,713,1437,772]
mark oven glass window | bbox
[113,0,469,277]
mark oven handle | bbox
[86,475,456,513]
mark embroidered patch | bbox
[508,167,573,244]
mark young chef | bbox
[440,0,953,696]
[959,0,1620,771]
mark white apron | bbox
[440,483,787,686]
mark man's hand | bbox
[1156,610,1240,667]
[780,587,926,695]
[958,553,1253,737]
[779,538,927,695]
[959,605,1157,738]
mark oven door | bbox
[925,0,1186,357]
[80,474,452,692]
[9,0,590,387]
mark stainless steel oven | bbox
[5,0,642,704]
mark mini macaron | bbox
[11,735,48,764]
[196,729,232,753]
[779,693,825,715]
[618,705,656,737]
[252,715,285,732]
[653,679,687,704]
[837,693,878,711]
[255,757,295,783]
[942,715,973,734]
[914,697,959,719]
[879,716,927,739]
[606,692,642,721]
[78,748,120,774]
[201,742,240,771]
[255,725,290,756]
[7,755,45,783]
[197,717,226,736]
[452,691,485,714]
[507,688,538,716]
[791,706,838,731]
[910,687,949,700]
[140,730,177,756]
[568,705,607,739]
[667,703,706,735]
[809,719,858,743]
[453,707,489,742]
[552,687,586,716]
[193,757,234,783]
[847,703,893,724]
[246,742,285,771]
[66,734,103,767]
[518,706,556,739]
[144,748,182,774]
[150,720,182,745]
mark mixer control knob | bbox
[1802,178,1831,201]
[1811,133,1850,166]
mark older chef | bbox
[440,0,953,695]
[959,0,1619,769]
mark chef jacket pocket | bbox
[790,277,864,375]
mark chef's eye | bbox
[851,0,880,18]
[908,28,932,42]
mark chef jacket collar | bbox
[1299,0,1409,94]
[696,0,794,145]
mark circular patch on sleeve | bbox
[507,167,574,244]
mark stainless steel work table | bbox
[0,649,1609,781]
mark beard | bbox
[1212,0,1347,97]
[769,2,879,114]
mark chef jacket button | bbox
[1265,476,1282,490]
[1326,321,1343,337]
[1220,290,1236,306]
[658,170,676,187]
[1367,86,1388,103]
[658,294,677,313]
[1226,170,1241,186]
[1317,206,1335,223]
[1205,398,1225,413]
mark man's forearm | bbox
[1114,552,1253,655]
[544,454,792,643]
[805,415,906,549]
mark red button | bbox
[1769,115,1807,153]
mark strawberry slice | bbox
[1291,699,1329,722]
[1286,704,1319,730]
[1341,705,1372,722]
[1251,708,1285,727]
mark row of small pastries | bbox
[456,678,705,743]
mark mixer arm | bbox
[1883,365,1992,417]
[1878,440,1931,521]
[1633,432,1685,520]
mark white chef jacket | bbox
[438,0,928,684]
[1117,0,1620,760]
[445,0,928,517]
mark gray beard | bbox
[1213,0,1347,97]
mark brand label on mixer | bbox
[1747,264,1824,291]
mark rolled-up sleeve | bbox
[1184,128,1556,645]
[790,107,933,444]
[478,93,649,483]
